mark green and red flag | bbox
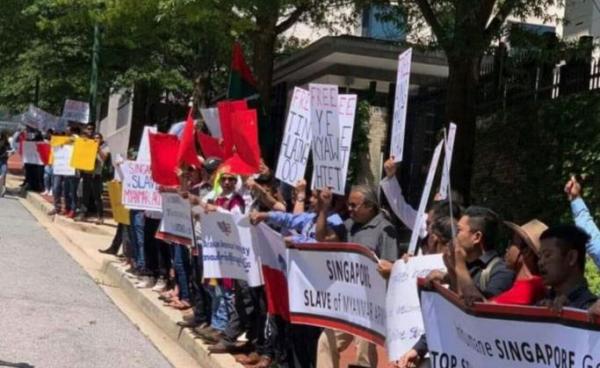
[227,42,258,99]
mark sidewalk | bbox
[8,172,389,368]
[7,174,242,368]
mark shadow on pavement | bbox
[0,360,35,368]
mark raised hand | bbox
[384,156,397,178]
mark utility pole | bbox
[89,23,100,125]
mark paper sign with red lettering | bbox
[275,87,312,186]
[22,142,44,165]
[309,83,343,194]
[121,160,162,211]
[149,132,180,186]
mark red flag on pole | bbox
[149,132,180,186]
[222,108,261,175]
[176,108,202,168]
[217,100,247,158]
[197,132,226,160]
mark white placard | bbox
[438,122,457,200]
[136,126,157,163]
[287,243,387,345]
[201,211,262,287]
[310,83,343,194]
[22,105,63,132]
[22,142,43,165]
[62,99,90,124]
[121,160,162,211]
[385,255,446,361]
[408,140,444,255]
[200,108,222,138]
[52,145,76,176]
[390,48,412,162]
[338,94,357,194]
[421,288,600,368]
[275,87,312,186]
[159,193,193,241]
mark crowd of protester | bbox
[5,121,600,368]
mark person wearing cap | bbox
[490,220,548,305]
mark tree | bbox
[366,0,559,199]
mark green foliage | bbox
[586,259,600,295]
[348,100,370,184]
[472,91,600,225]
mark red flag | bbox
[36,142,51,165]
[217,100,247,158]
[197,132,226,160]
[176,108,202,168]
[223,154,258,175]
[149,132,180,186]
[231,109,261,171]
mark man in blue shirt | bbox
[565,176,600,268]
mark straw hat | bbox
[504,219,548,255]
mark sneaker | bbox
[0,186,6,197]
[66,210,76,219]
[47,209,59,216]
[41,190,48,196]
[135,276,156,289]
[152,278,167,292]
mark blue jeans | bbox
[172,244,191,302]
[52,175,76,212]
[64,176,78,211]
[43,166,53,192]
[207,284,234,331]
[128,210,146,270]
[0,160,7,177]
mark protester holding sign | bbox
[76,131,109,224]
[315,185,402,368]
[565,175,600,268]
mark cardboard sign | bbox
[408,140,443,255]
[420,284,600,368]
[52,145,76,176]
[386,255,446,361]
[287,243,387,346]
[136,126,157,163]
[390,48,412,162]
[309,83,343,194]
[62,99,90,124]
[338,94,357,194]
[200,211,262,287]
[121,160,162,211]
[200,107,222,138]
[438,122,457,200]
[22,142,43,165]
[156,193,193,246]
[22,105,63,131]
[70,137,99,171]
[107,181,130,225]
[275,87,312,186]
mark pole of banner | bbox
[442,128,457,241]
[377,150,384,203]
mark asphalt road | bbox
[0,196,172,368]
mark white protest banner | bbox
[62,99,90,124]
[22,105,62,132]
[52,145,75,176]
[438,122,457,200]
[310,83,343,194]
[200,108,222,138]
[156,193,194,246]
[136,125,157,163]
[408,140,444,255]
[275,87,312,186]
[390,48,412,162]
[420,283,600,368]
[338,94,357,194]
[121,160,162,211]
[201,211,262,287]
[385,255,446,361]
[22,142,43,165]
[287,243,387,345]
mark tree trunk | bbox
[445,56,482,203]
[251,30,277,116]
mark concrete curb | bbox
[21,186,242,368]
[102,260,243,368]
[24,191,116,237]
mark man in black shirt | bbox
[398,206,515,368]
[537,225,598,310]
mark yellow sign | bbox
[107,181,130,225]
[70,137,98,171]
